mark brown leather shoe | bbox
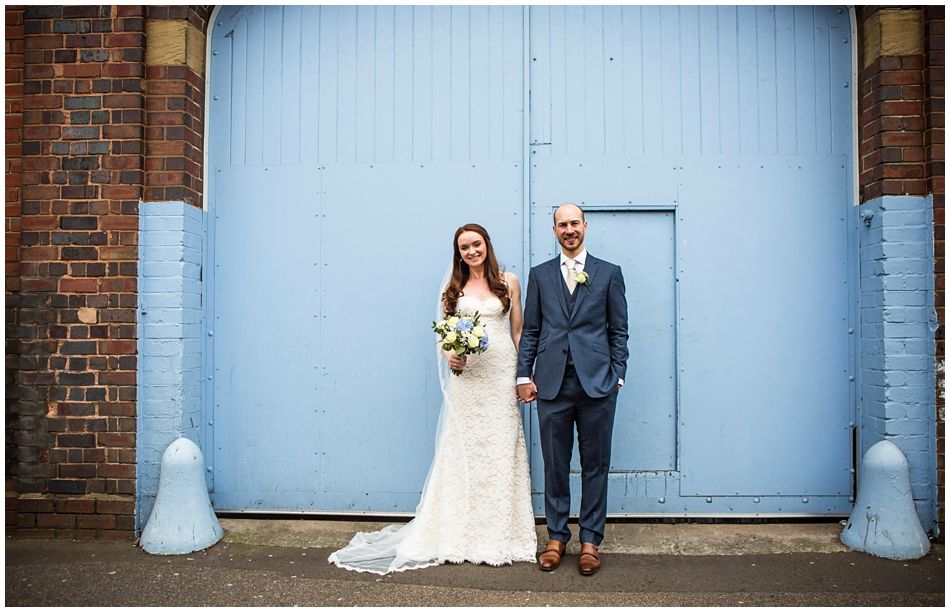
[538,540,566,571]
[578,542,601,575]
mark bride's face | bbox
[457,230,487,270]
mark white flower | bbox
[472,325,485,338]
[575,271,590,285]
[445,332,457,344]
[447,316,460,327]
[467,334,480,348]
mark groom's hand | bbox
[517,382,537,403]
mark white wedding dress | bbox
[328,294,537,574]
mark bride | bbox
[328,223,537,574]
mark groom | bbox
[517,203,629,576]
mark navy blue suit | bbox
[517,254,629,546]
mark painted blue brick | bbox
[884,307,935,324]
[883,322,935,339]
[137,201,206,533]
[885,354,935,371]
[883,418,931,436]
[883,275,931,291]
[858,195,936,534]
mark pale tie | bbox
[566,259,577,294]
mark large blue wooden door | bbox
[528,5,854,514]
[207,5,855,516]
[207,6,527,511]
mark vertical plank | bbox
[392,7,413,163]
[717,6,740,155]
[775,5,797,155]
[299,7,320,165]
[280,5,302,165]
[660,6,681,155]
[679,5,701,155]
[261,6,283,165]
[737,5,758,154]
[374,5,395,163]
[548,6,567,158]
[244,6,265,166]
[563,6,586,156]
[603,6,623,157]
[814,8,833,155]
[756,6,778,155]
[829,15,852,156]
[794,7,817,155]
[430,6,451,161]
[640,6,662,155]
[336,7,358,163]
[354,6,375,163]
[449,6,471,161]
[469,5,490,161]
[583,5,606,156]
[501,5,523,163]
[488,5,506,161]
[229,17,248,166]
[698,6,720,155]
[621,6,644,156]
[317,6,339,164]
[412,6,433,162]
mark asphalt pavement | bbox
[5,519,944,607]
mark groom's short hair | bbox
[553,204,585,224]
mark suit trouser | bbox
[537,364,618,546]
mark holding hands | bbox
[517,380,537,403]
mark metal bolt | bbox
[658,497,665,504]
[848,375,854,381]
[753,498,760,503]
[843,82,849,88]
[213,50,219,56]
[214,95,219,101]
[208,330,213,336]
[705,497,712,503]
[802,497,809,503]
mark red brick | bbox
[98,463,134,479]
[36,513,76,529]
[96,498,134,515]
[56,498,97,514]
[59,278,99,293]
[76,514,116,529]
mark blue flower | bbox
[479,336,489,350]
[455,319,474,332]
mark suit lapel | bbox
[570,255,599,319]
[547,258,569,319]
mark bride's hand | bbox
[447,353,467,371]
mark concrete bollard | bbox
[840,440,930,560]
[140,437,223,555]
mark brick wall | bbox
[6,5,25,527]
[136,201,204,529]
[12,4,144,539]
[144,6,209,207]
[7,6,210,540]
[858,6,945,532]
[923,6,945,527]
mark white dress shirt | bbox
[517,249,623,388]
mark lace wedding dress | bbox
[328,294,537,574]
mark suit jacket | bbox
[517,254,629,400]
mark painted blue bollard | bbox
[140,438,223,555]
[841,440,930,560]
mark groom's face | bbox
[554,207,587,253]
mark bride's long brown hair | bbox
[442,223,511,316]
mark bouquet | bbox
[432,311,490,375]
